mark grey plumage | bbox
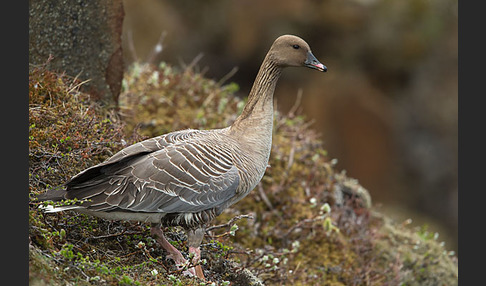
[40,129,251,227]
[38,34,326,279]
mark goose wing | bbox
[66,130,199,186]
[63,130,239,214]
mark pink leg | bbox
[150,225,198,277]
[150,226,186,264]
[189,246,205,279]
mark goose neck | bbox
[231,55,282,132]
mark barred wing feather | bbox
[63,130,239,214]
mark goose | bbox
[37,34,326,279]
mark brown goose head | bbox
[267,34,327,72]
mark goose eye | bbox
[292,44,300,49]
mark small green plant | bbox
[58,243,81,261]
[207,240,234,259]
[168,274,184,286]
[118,274,140,285]
[417,224,439,242]
[229,224,239,236]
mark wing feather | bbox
[63,129,239,214]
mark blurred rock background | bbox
[121,0,457,252]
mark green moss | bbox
[373,213,458,284]
[119,62,244,137]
